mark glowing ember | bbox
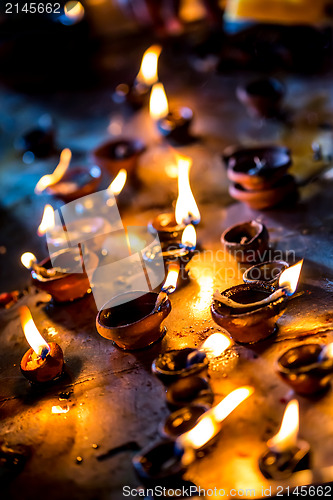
[268,400,299,453]
[181,224,196,249]
[107,169,127,196]
[20,306,50,358]
[37,204,55,236]
[149,83,169,121]
[136,45,162,87]
[279,260,303,295]
[21,252,37,269]
[35,148,72,194]
[175,153,200,225]
[162,262,180,293]
[201,333,231,359]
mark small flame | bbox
[268,400,299,453]
[181,224,196,249]
[136,45,162,87]
[52,405,69,414]
[37,205,55,236]
[202,333,231,359]
[64,1,85,22]
[178,386,253,453]
[107,169,127,196]
[175,153,200,225]
[35,149,72,194]
[149,83,169,121]
[162,262,180,293]
[322,343,333,360]
[279,260,303,295]
[21,252,37,269]
[20,306,50,357]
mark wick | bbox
[248,156,267,175]
[213,287,287,310]
[40,346,50,360]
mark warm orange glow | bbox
[107,169,127,196]
[64,1,85,21]
[37,205,55,236]
[178,386,253,462]
[322,343,333,360]
[35,149,72,194]
[268,400,299,453]
[181,224,196,249]
[52,405,69,414]
[279,260,303,295]
[162,262,180,293]
[202,333,231,359]
[136,45,162,87]
[21,252,37,269]
[175,153,200,225]
[149,83,169,120]
[20,306,50,357]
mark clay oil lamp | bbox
[236,78,285,119]
[259,400,310,480]
[229,174,297,211]
[221,220,269,264]
[21,248,97,303]
[20,306,64,384]
[226,146,292,191]
[95,263,180,350]
[276,343,333,396]
[92,138,145,181]
[148,152,201,246]
[133,387,253,486]
[113,45,162,110]
[150,83,194,144]
[34,148,102,203]
[243,260,289,287]
[222,145,290,170]
[152,332,231,383]
[166,375,214,409]
[211,261,303,344]
[160,405,209,440]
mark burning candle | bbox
[211,261,303,344]
[259,400,310,479]
[106,169,127,197]
[35,149,72,194]
[150,83,194,143]
[114,45,161,109]
[20,306,64,383]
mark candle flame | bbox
[37,205,55,236]
[268,400,299,453]
[178,386,253,454]
[64,1,85,22]
[21,252,37,269]
[322,343,333,360]
[20,306,50,358]
[52,405,69,414]
[202,333,231,359]
[35,148,72,194]
[149,83,169,121]
[279,260,303,295]
[175,153,200,225]
[181,224,196,249]
[136,45,162,87]
[107,169,127,196]
[162,262,180,293]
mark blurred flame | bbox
[20,306,50,357]
[162,262,180,293]
[107,169,127,196]
[178,386,253,453]
[322,343,333,360]
[52,405,69,414]
[136,45,162,87]
[175,153,200,225]
[202,333,231,359]
[181,224,196,249]
[268,400,299,453]
[21,252,37,269]
[64,1,85,21]
[38,205,55,236]
[149,83,169,120]
[279,260,303,295]
[35,149,72,193]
